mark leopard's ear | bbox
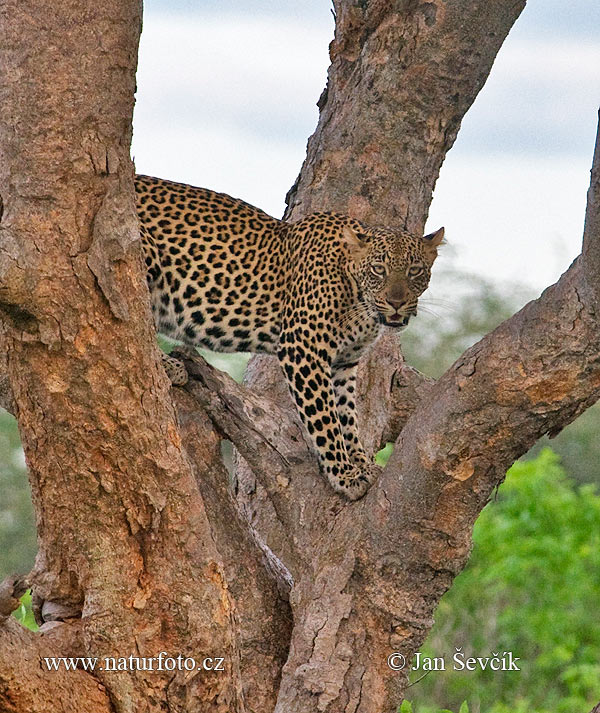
[422,227,445,260]
[341,225,368,263]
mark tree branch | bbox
[0,345,15,415]
[285,0,527,231]
[173,387,293,711]
[0,575,28,620]
[356,333,435,454]
[582,111,600,310]
[180,352,306,522]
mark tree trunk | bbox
[0,1,247,710]
[1,0,599,712]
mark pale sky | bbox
[133,1,600,298]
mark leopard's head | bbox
[342,223,444,328]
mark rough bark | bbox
[173,385,293,710]
[2,0,599,712]
[0,1,242,711]
[0,575,111,713]
[236,1,600,711]
[0,617,113,713]
[285,0,525,231]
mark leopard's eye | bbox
[370,263,387,278]
[407,264,424,278]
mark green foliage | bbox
[406,450,600,713]
[375,441,394,466]
[158,337,251,472]
[12,590,38,631]
[399,701,469,713]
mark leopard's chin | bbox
[378,313,410,328]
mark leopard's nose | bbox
[386,297,405,311]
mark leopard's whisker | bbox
[416,305,442,318]
[419,297,456,313]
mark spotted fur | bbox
[136,175,443,499]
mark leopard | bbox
[136,174,444,500]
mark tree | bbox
[0,0,599,711]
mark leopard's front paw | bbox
[329,463,382,501]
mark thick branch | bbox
[356,333,435,453]
[0,375,14,414]
[177,348,431,569]
[0,575,107,711]
[285,0,526,231]
[0,346,14,415]
[180,352,306,517]
[173,386,293,712]
[0,575,28,620]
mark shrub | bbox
[407,450,600,713]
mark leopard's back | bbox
[136,175,287,353]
